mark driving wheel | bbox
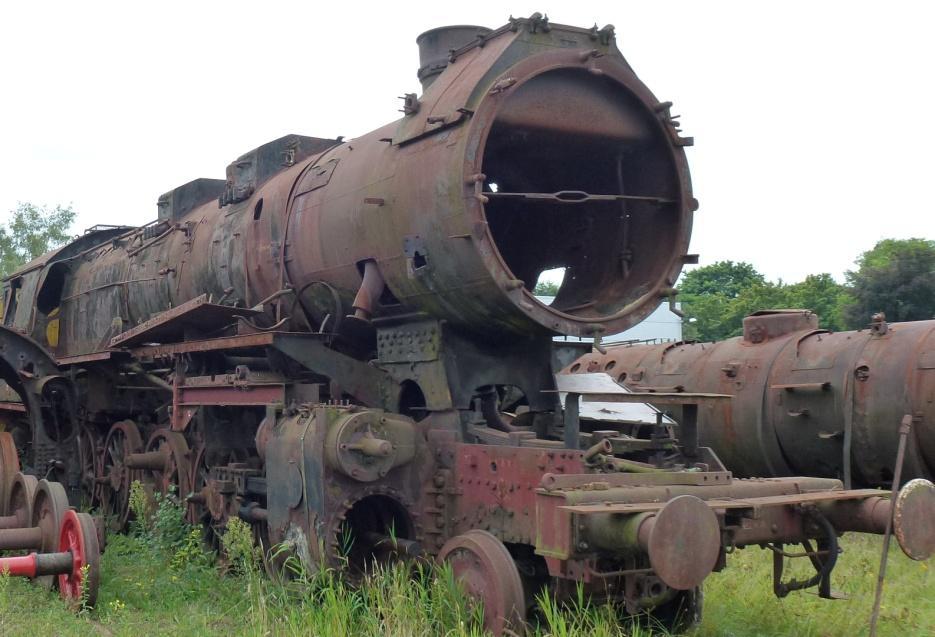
[99,420,143,532]
[438,530,526,635]
[143,429,192,498]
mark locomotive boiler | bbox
[565,310,935,488]
[0,15,932,634]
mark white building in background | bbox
[536,298,683,344]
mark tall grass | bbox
[0,492,931,637]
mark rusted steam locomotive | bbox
[565,311,935,489]
[0,15,933,634]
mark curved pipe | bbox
[477,386,523,433]
[351,261,385,322]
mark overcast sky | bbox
[1,1,932,284]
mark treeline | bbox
[680,238,935,342]
[0,202,76,277]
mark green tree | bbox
[841,238,935,327]
[784,273,848,331]
[727,282,791,333]
[680,260,765,298]
[682,280,792,341]
[0,203,76,277]
[680,261,776,341]
[680,292,733,341]
[533,280,560,296]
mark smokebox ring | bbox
[465,47,693,337]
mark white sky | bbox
[1,1,932,283]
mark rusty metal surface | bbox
[893,478,935,560]
[1,473,36,530]
[565,313,935,486]
[130,331,278,358]
[31,479,70,557]
[177,384,285,407]
[437,529,525,634]
[645,495,720,590]
[558,489,890,514]
[54,351,116,365]
[109,293,261,347]
[0,432,19,515]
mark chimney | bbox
[416,25,492,91]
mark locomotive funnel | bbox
[417,25,491,89]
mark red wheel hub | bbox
[58,509,101,607]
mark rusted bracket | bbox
[771,381,831,392]
[398,93,420,115]
[392,108,474,147]
[589,23,616,46]
[771,511,838,600]
[270,333,394,409]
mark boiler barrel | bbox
[565,311,935,487]
[26,21,696,358]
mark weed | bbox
[171,527,215,571]
[76,563,91,616]
[150,489,191,552]
[0,567,9,617]
[220,517,259,574]
[127,480,209,563]
[127,479,152,534]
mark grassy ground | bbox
[0,500,931,637]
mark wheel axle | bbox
[0,509,101,607]
[0,478,68,552]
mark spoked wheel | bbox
[187,445,233,549]
[143,429,192,499]
[438,530,526,636]
[100,420,144,533]
[188,445,209,522]
[188,445,248,546]
[31,478,71,589]
[0,431,20,515]
[77,426,102,509]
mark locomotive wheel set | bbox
[0,433,101,607]
[0,14,933,634]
